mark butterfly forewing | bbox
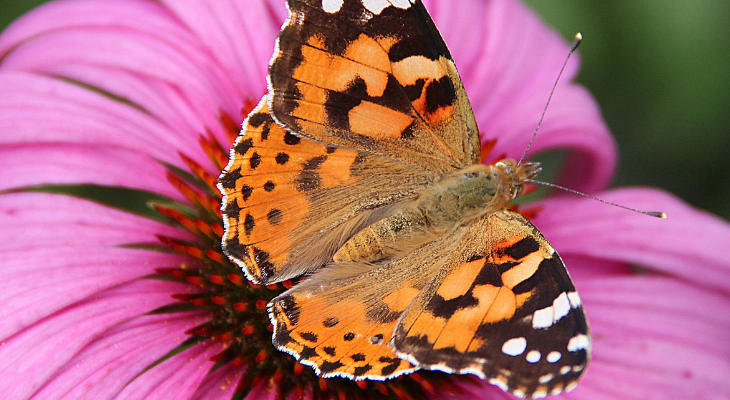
[269,0,481,173]
[220,96,437,284]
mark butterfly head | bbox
[494,159,542,200]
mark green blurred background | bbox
[2,0,728,220]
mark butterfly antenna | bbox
[525,179,667,218]
[518,33,583,167]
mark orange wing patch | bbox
[270,285,418,379]
[219,98,361,283]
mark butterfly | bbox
[218,0,590,398]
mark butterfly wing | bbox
[393,210,590,398]
[219,97,437,284]
[269,0,480,173]
[268,221,470,379]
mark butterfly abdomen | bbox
[333,164,514,263]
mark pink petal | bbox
[0,279,190,400]
[190,362,246,400]
[534,187,730,292]
[116,339,225,400]
[0,144,184,200]
[0,72,217,173]
[0,192,196,338]
[0,0,245,112]
[566,277,730,399]
[31,313,207,400]
[160,0,284,97]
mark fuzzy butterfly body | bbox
[219,0,591,398]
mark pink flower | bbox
[1,0,728,399]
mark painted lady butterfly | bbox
[219,0,590,397]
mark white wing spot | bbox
[546,351,562,363]
[539,373,554,383]
[560,365,571,375]
[553,292,571,320]
[322,0,344,13]
[567,334,590,352]
[502,337,527,356]
[361,0,391,14]
[532,306,554,329]
[567,291,582,307]
[532,388,548,399]
[526,350,541,363]
[361,0,411,15]
[533,291,581,329]
[390,0,412,8]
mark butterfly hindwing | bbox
[220,97,437,284]
[269,0,481,173]
[393,210,590,398]
[268,223,470,379]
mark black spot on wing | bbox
[249,152,262,169]
[503,237,540,260]
[424,75,456,114]
[275,152,290,164]
[351,353,366,362]
[379,357,402,376]
[239,184,253,201]
[325,77,365,131]
[299,331,319,343]
[263,181,276,192]
[323,317,339,327]
[320,360,345,374]
[353,365,372,376]
[343,332,355,341]
[474,261,503,286]
[425,293,479,319]
[244,214,255,236]
[223,199,242,219]
[323,346,337,357]
[497,261,519,274]
[234,138,253,156]
[400,121,416,139]
[284,131,301,145]
[247,111,269,127]
[219,168,242,190]
[223,237,246,260]
[402,78,426,102]
[300,345,317,360]
[267,208,283,225]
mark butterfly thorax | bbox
[333,160,541,263]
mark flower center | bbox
[149,100,468,399]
